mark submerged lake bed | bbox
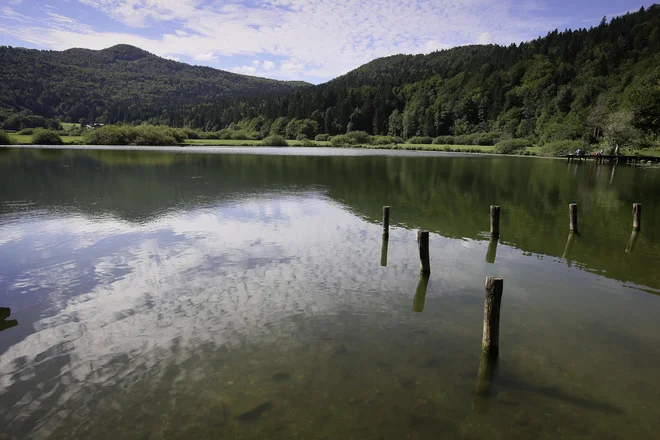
[0,147,659,439]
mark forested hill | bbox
[0,44,309,125]
[183,5,660,143]
[2,5,660,145]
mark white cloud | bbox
[164,54,180,61]
[8,0,23,5]
[231,65,257,75]
[230,59,279,77]
[1,7,27,21]
[1,0,566,81]
[193,51,219,62]
[476,32,493,45]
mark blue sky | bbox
[0,0,654,84]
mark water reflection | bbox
[626,230,640,254]
[485,237,498,264]
[562,232,577,260]
[412,274,429,312]
[380,236,389,267]
[473,352,498,414]
[1,148,658,289]
[0,148,659,439]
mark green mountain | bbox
[2,5,660,146]
[0,44,310,127]
[181,5,660,144]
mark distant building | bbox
[85,123,105,130]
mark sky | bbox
[0,0,654,84]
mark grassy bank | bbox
[183,139,332,147]
[5,132,658,158]
[8,134,84,145]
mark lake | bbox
[1,147,659,439]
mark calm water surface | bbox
[0,147,659,439]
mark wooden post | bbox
[485,237,498,264]
[417,230,430,275]
[380,235,389,267]
[633,203,641,231]
[569,203,578,233]
[482,277,503,356]
[0,307,18,333]
[382,206,390,237]
[490,205,500,237]
[413,274,429,313]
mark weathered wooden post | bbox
[490,205,500,238]
[633,203,641,231]
[417,230,430,275]
[569,203,578,233]
[380,235,389,267]
[482,277,503,356]
[626,230,639,254]
[0,307,18,333]
[382,206,390,238]
[485,237,498,264]
[413,274,429,313]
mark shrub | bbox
[217,129,234,140]
[84,126,131,145]
[300,139,315,147]
[0,130,12,145]
[345,131,371,144]
[453,134,470,145]
[32,129,63,145]
[433,136,455,145]
[452,133,505,146]
[540,140,590,157]
[330,135,355,147]
[132,126,183,146]
[408,136,433,144]
[493,138,533,154]
[262,135,288,146]
[83,125,184,146]
[314,134,329,141]
[181,128,201,139]
[372,135,403,145]
[296,134,309,141]
[471,132,505,146]
[231,130,251,140]
[18,128,34,135]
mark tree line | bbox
[169,5,660,148]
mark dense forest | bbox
[180,5,660,146]
[0,44,309,129]
[1,5,660,147]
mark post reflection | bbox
[626,230,640,254]
[380,236,389,267]
[562,232,577,260]
[486,237,498,264]
[413,274,429,313]
[0,307,18,333]
[472,352,498,414]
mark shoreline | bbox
[4,143,659,163]
[1,143,545,159]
